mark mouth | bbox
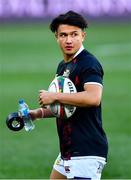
[65,46,73,51]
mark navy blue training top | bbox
[56,49,108,160]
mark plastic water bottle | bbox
[18,99,35,132]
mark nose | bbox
[66,35,72,44]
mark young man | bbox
[30,11,108,179]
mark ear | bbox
[55,32,57,38]
[82,31,86,42]
[55,32,59,43]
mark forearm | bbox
[39,84,102,108]
[30,108,54,121]
[56,91,101,107]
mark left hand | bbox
[39,90,57,107]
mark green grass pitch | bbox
[0,21,131,178]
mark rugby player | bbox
[30,11,108,179]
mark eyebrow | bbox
[59,31,79,34]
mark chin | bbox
[65,50,75,55]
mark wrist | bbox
[55,92,62,102]
[39,108,44,118]
[29,110,37,121]
[29,108,44,121]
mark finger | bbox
[39,100,43,107]
[38,96,41,103]
[39,90,47,93]
[39,100,46,108]
[39,94,42,99]
[38,96,43,106]
[39,97,43,104]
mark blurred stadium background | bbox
[0,0,131,178]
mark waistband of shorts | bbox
[70,156,106,161]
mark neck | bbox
[63,45,84,63]
[64,54,74,63]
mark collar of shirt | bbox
[73,45,84,59]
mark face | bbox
[56,24,86,62]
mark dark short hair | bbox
[50,11,88,33]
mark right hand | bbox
[29,110,37,121]
[29,108,44,120]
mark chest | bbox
[57,61,83,92]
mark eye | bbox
[71,32,78,37]
[60,33,67,38]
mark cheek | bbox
[57,40,65,51]
[75,38,83,45]
[57,39,64,45]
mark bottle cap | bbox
[19,99,24,104]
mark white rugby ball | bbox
[48,76,77,119]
